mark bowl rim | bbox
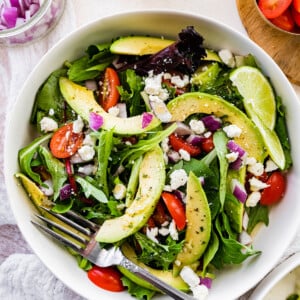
[4,8,300,300]
[249,252,300,299]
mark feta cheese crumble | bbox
[223,124,242,138]
[170,169,188,190]
[218,49,235,68]
[40,117,58,132]
[78,145,95,161]
[112,183,127,200]
[189,119,205,135]
[72,116,84,133]
[246,191,261,207]
[249,177,269,192]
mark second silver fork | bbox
[31,207,195,300]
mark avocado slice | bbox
[118,243,189,292]
[173,171,211,275]
[167,92,266,162]
[191,63,221,89]
[15,173,86,245]
[96,146,165,243]
[59,77,161,135]
[110,36,174,55]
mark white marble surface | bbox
[0,0,300,299]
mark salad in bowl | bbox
[5,11,300,300]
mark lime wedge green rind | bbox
[229,66,276,130]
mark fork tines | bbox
[31,207,99,253]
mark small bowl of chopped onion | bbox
[0,0,65,46]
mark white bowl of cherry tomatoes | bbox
[256,0,300,34]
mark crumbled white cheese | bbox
[189,119,206,135]
[169,219,179,240]
[247,162,264,176]
[158,227,170,236]
[70,153,84,164]
[170,74,189,88]
[40,179,54,196]
[242,211,249,230]
[218,49,236,68]
[179,149,191,161]
[226,151,239,163]
[265,159,279,172]
[203,131,212,138]
[73,116,84,133]
[108,106,120,117]
[249,177,269,192]
[48,108,55,116]
[40,117,58,132]
[144,73,164,95]
[163,185,172,192]
[191,285,209,300]
[246,191,261,207]
[170,169,188,190]
[223,124,242,138]
[112,183,127,200]
[78,164,97,176]
[180,266,200,287]
[245,156,257,166]
[146,227,159,243]
[78,145,95,161]
[161,137,170,153]
[239,230,253,245]
[83,134,96,146]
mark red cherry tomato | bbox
[169,133,201,157]
[99,67,120,112]
[258,0,293,19]
[293,0,300,12]
[201,136,215,153]
[260,171,286,205]
[87,266,124,292]
[292,6,300,25]
[50,123,83,158]
[161,192,186,230]
[271,8,295,31]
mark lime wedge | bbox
[246,104,285,170]
[230,66,276,130]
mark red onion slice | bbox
[89,112,104,131]
[200,277,212,289]
[231,179,247,203]
[142,112,153,128]
[59,183,73,200]
[186,134,204,146]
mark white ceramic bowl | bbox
[249,252,300,300]
[4,10,300,300]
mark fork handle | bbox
[120,257,195,300]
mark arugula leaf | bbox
[75,175,108,203]
[31,68,68,126]
[134,232,183,270]
[18,133,52,185]
[211,213,261,269]
[213,131,229,209]
[118,69,145,116]
[93,129,114,196]
[121,276,156,300]
[38,146,67,200]
[246,204,269,234]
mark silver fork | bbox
[31,207,195,300]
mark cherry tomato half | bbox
[293,0,300,12]
[260,171,286,205]
[292,6,300,25]
[258,0,293,19]
[201,136,215,153]
[50,123,83,158]
[271,8,295,31]
[87,266,124,292]
[169,133,201,157]
[161,192,186,230]
[99,67,120,112]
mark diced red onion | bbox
[229,156,243,170]
[173,189,185,201]
[199,176,205,186]
[59,183,73,200]
[200,277,213,289]
[142,112,153,128]
[174,121,193,136]
[116,103,127,118]
[227,140,246,158]
[186,134,204,146]
[231,179,247,203]
[89,112,104,131]
[201,115,222,132]
[0,0,42,31]
[167,150,181,163]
